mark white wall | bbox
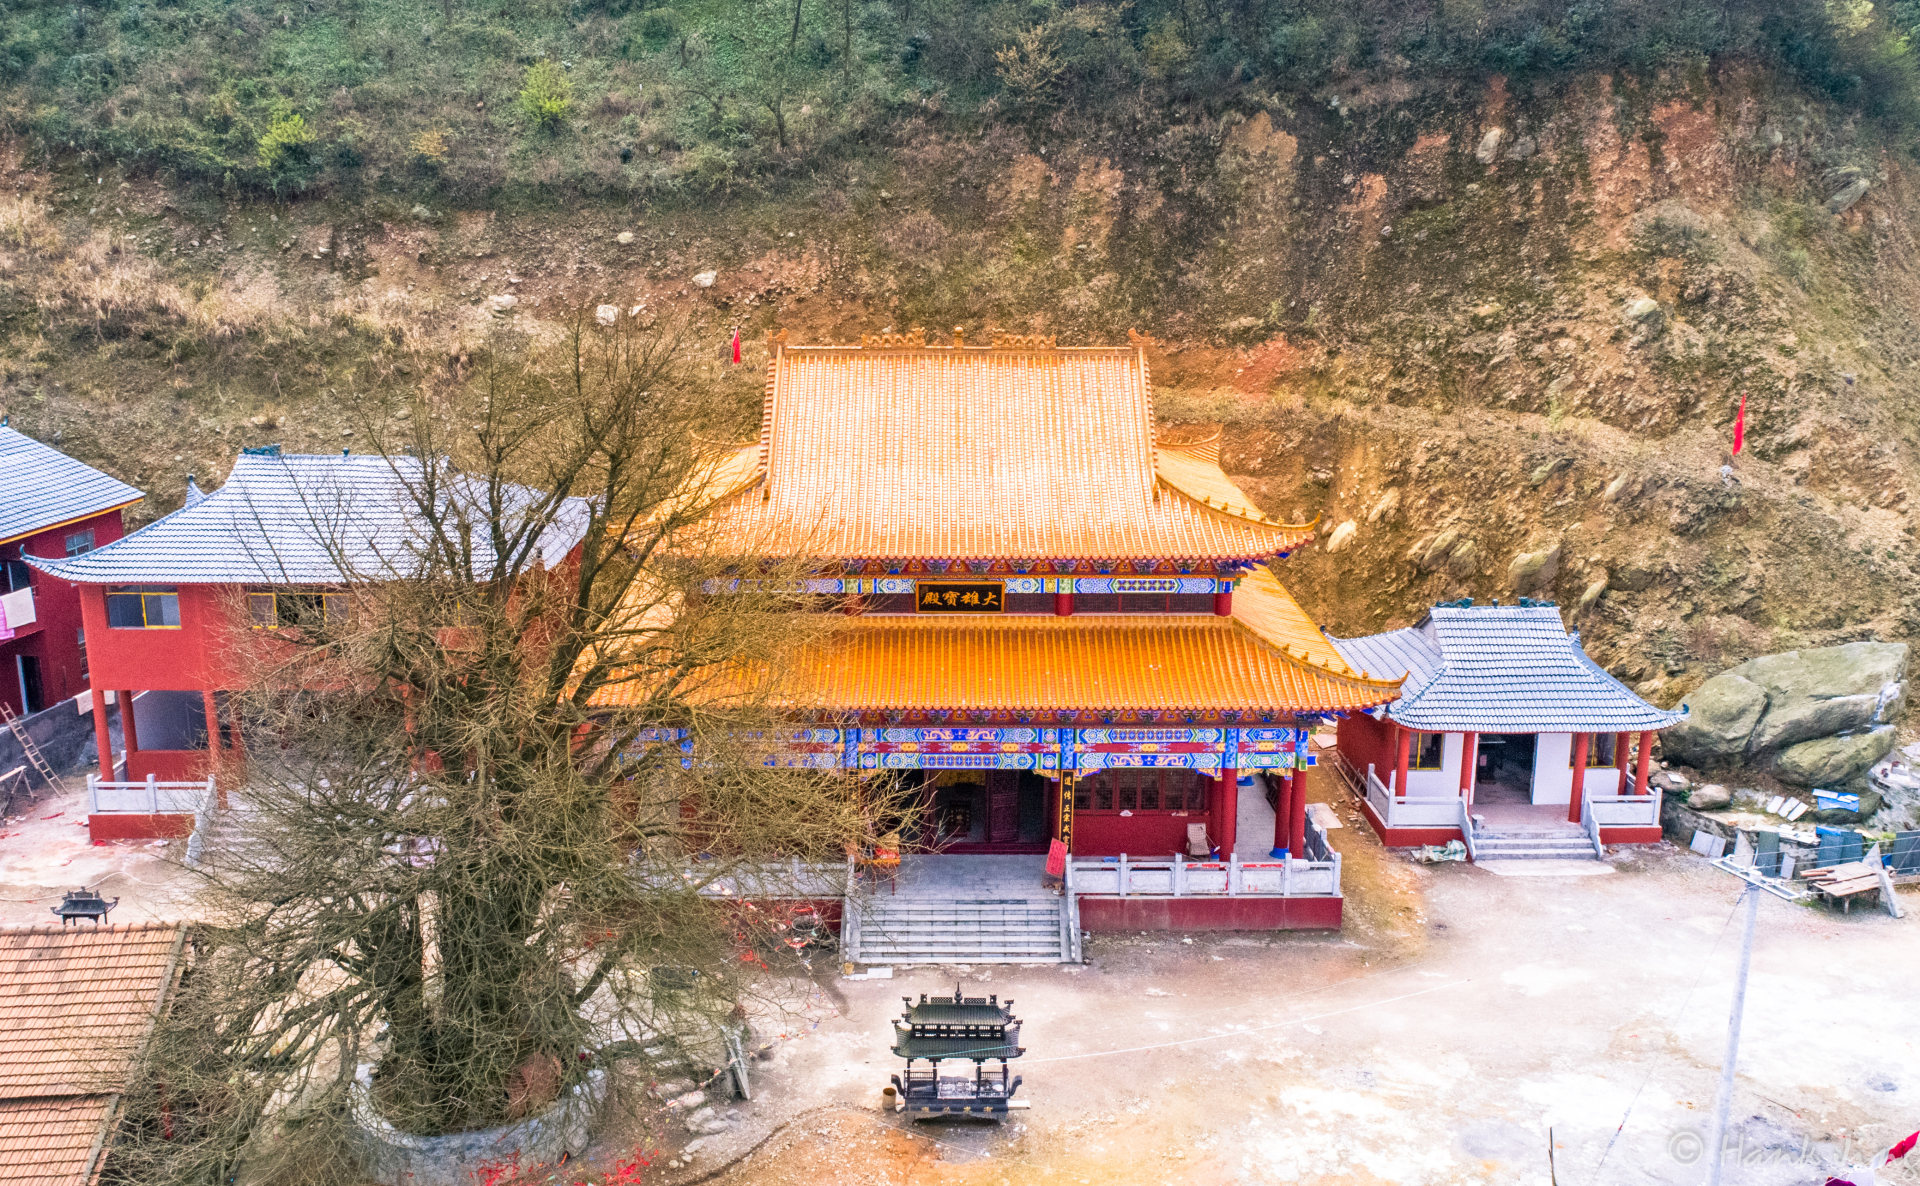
[1400,732,1465,799]
[1530,733,1576,805]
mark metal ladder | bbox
[0,699,66,794]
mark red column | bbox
[1215,765,1239,858]
[1457,732,1477,796]
[1289,769,1309,858]
[119,690,140,756]
[1632,730,1654,796]
[1054,589,1074,616]
[1392,725,1412,797]
[1567,732,1590,824]
[1615,730,1630,794]
[202,691,221,756]
[1270,771,1292,858]
[89,693,113,781]
[1213,582,1234,616]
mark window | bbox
[1072,770,1210,814]
[2,556,29,593]
[76,628,87,682]
[1572,733,1619,767]
[106,587,180,629]
[248,590,348,629]
[1411,732,1446,770]
[63,529,95,557]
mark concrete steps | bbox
[1472,827,1602,861]
[846,896,1070,964]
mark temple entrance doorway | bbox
[1474,733,1537,805]
[912,770,1051,854]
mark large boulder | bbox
[1663,642,1907,767]
[1771,727,1898,788]
[1685,783,1732,811]
[1508,542,1562,593]
[1662,674,1767,765]
[1740,643,1906,753]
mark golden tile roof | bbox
[0,1097,114,1186]
[0,924,184,1100]
[589,565,1399,716]
[702,342,1312,561]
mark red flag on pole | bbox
[1732,391,1747,455]
[730,328,741,365]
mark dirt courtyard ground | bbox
[4,778,1914,1186]
[650,845,1917,1186]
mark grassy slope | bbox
[3,2,1919,704]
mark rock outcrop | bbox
[1663,642,1908,793]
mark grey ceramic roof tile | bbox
[29,451,589,585]
[1330,605,1683,733]
[0,427,143,545]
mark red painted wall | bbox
[0,508,128,714]
[1073,811,1204,858]
[126,748,209,783]
[1077,895,1342,931]
[1336,712,1394,784]
[88,811,193,843]
[77,583,249,694]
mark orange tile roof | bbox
[589,566,1398,716]
[0,924,184,1100]
[0,1097,114,1186]
[702,341,1312,562]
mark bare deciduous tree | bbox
[112,316,903,1183]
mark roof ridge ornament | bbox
[240,444,283,457]
[987,332,1057,350]
[860,327,928,348]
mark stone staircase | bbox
[1471,824,1603,861]
[843,895,1073,964]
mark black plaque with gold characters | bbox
[1057,770,1075,850]
[914,581,1006,613]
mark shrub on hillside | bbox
[256,104,319,192]
[519,60,575,133]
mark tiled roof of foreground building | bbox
[698,337,1315,564]
[0,426,143,547]
[32,450,589,585]
[591,566,1401,717]
[1330,603,1683,733]
[0,923,186,1186]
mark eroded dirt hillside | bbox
[2,67,1916,705]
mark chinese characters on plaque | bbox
[914,581,1006,613]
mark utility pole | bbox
[1705,881,1759,1186]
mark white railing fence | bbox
[1584,791,1662,828]
[647,857,850,901]
[87,773,215,815]
[1366,764,1392,817]
[1063,859,1083,963]
[1363,762,1470,828]
[1068,849,1340,899]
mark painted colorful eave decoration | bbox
[631,724,1322,774]
[691,336,1316,565]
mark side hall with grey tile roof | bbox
[0,425,143,545]
[1330,603,1683,734]
[28,449,590,586]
